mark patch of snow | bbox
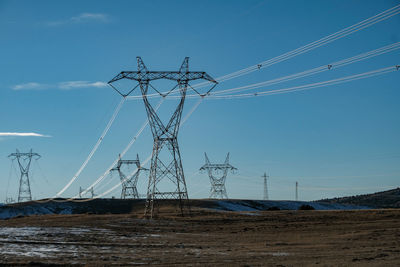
[0,243,60,258]
[271,252,290,256]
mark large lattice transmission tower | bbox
[8,149,41,202]
[262,172,269,200]
[200,153,237,199]
[108,57,217,217]
[110,154,148,199]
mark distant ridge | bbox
[318,188,400,208]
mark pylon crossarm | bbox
[109,71,216,84]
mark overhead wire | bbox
[31,4,400,203]
[54,97,125,197]
[205,65,399,99]
[84,97,203,201]
[126,3,400,100]
[208,42,400,97]
[43,97,165,202]
[75,64,400,201]
[79,97,164,197]
[34,62,399,202]
[30,63,400,203]
[151,42,400,100]
[202,3,400,84]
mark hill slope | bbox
[318,187,400,208]
[0,199,368,220]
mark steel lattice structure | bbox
[8,149,41,202]
[110,154,148,199]
[262,172,269,200]
[79,186,95,198]
[109,57,217,218]
[200,153,237,199]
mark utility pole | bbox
[200,153,237,199]
[109,57,217,218]
[110,154,148,199]
[262,172,269,200]
[295,181,298,201]
[8,149,41,202]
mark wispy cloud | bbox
[58,81,108,90]
[12,82,47,91]
[12,81,108,91]
[0,132,51,137]
[46,13,110,26]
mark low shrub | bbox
[298,204,315,210]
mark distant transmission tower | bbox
[110,154,148,199]
[79,186,95,198]
[295,181,298,201]
[200,153,237,199]
[89,187,95,198]
[108,57,217,218]
[8,149,41,202]
[262,172,269,200]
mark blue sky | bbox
[0,0,399,202]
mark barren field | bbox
[1,205,400,266]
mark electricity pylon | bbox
[200,153,237,199]
[108,57,217,218]
[8,149,41,202]
[110,154,148,199]
[262,172,269,200]
[295,181,299,201]
[79,186,95,198]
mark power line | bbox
[32,4,400,203]
[126,4,400,100]
[209,42,400,97]
[127,42,400,101]
[204,65,399,99]
[55,98,125,197]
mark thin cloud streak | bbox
[59,81,108,90]
[0,132,51,137]
[12,82,48,91]
[46,13,110,26]
[12,81,108,91]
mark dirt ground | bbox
[0,207,400,266]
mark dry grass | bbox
[1,204,400,266]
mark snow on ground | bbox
[0,202,74,220]
[0,227,110,259]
